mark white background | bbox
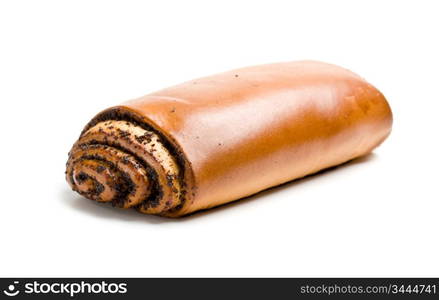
[0,0,438,277]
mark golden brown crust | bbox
[66,60,392,217]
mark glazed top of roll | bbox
[80,60,392,216]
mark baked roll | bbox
[66,61,392,217]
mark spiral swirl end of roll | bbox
[65,108,191,217]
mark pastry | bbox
[66,61,392,217]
